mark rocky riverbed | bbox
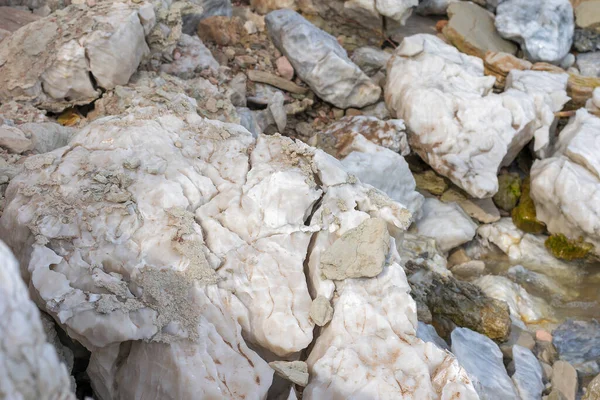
[1,0,600,399]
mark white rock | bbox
[0,2,153,112]
[530,109,600,256]
[416,321,450,351]
[577,52,600,78]
[414,197,477,253]
[495,0,574,64]
[477,218,582,284]
[160,34,219,78]
[474,275,555,324]
[512,344,544,400]
[385,34,537,198]
[305,243,479,399]
[0,240,75,400]
[451,327,519,400]
[266,9,381,109]
[269,361,309,386]
[0,125,32,153]
[505,69,570,158]
[586,87,600,113]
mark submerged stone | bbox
[493,172,522,211]
[512,177,545,234]
[545,233,593,261]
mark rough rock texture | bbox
[493,172,521,211]
[478,218,582,284]
[443,2,517,58]
[320,217,390,280]
[484,51,533,89]
[512,345,544,400]
[575,27,600,52]
[160,34,219,78]
[266,10,381,109]
[577,52,600,77]
[495,0,575,64]
[386,34,538,198]
[309,295,333,326]
[414,198,477,253]
[583,372,600,400]
[530,109,600,256]
[553,319,600,376]
[505,70,570,158]
[0,240,75,400]
[304,252,479,399]
[0,2,154,112]
[350,46,391,76]
[451,327,519,400]
[269,361,309,386]
[404,261,512,341]
[181,0,232,34]
[475,275,555,324]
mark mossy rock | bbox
[511,177,545,234]
[545,234,593,261]
[414,170,448,196]
[493,173,521,211]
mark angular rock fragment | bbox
[386,34,538,198]
[451,327,519,400]
[0,2,153,112]
[512,345,545,400]
[266,9,381,109]
[309,295,333,326]
[530,109,600,256]
[160,34,219,78]
[484,51,532,89]
[416,322,450,351]
[553,319,600,376]
[493,172,521,211]
[351,46,392,76]
[0,240,75,400]
[577,51,600,78]
[269,361,309,387]
[320,218,390,280]
[414,198,477,253]
[442,2,517,58]
[440,187,501,223]
[495,0,574,64]
[552,361,579,400]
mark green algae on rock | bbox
[493,172,522,211]
[512,177,545,234]
[545,233,593,261]
[414,170,448,195]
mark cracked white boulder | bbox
[505,70,570,158]
[0,1,154,112]
[530,109,600,256]
[0,240,75,400]
[385,34,538,198]
[305,237,479,399]
[495,0,574,64]
[266,9,381,109]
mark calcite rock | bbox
[385,34,538,198]
[0,2,153,112]
[0,240,75,400]
[451,327,519,400]
[475,275,555,324]
[577,52,600,77]
[484,51,533,89]
[478,218,583,284]
[442,2,517,58]
[414,198,477,253]
[530,109,600,256]
[495,0,574,64]
[305,252,479,399]
[512,345,544,400]
[266,10,381,109]
[505,70,570,158]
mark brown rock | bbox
[250,0,297,15]
[552,361,578,400]
[583,373,600,400]
[484,51,533,89]
[0,7,41,33]
[575,0,600,31]
[197,16,246,46]
[247,69,308,94]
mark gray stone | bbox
[309,296,333,327]
[450,260,486,278]
[160,34,219,79]
[495,0,574,64]
[507,265,577,302]
[265,10,381,109]
[229,73,247,107]
[552,361,578,400]
[575,28,600,52]
[416,322,449,351]
[268,91,287,132]
[553,319,600,376]
[443,2,517,58]
[416,0,458,15]
[512,345,544,400]
[0,125,32,153]
[320,218,390,280]
[182,0,232,34]
[351,47,392,77]
[237,107,261,137]
[269,361,309,387]
[451,327,519,400]
[577,52,600,77]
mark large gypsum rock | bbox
[0,240,75,400]
[530,109,600,257]
[0,2,154,112]
[495,0,574,64]
[385,34,537,199]
[505,69,570,158]
[265,9,381,109]
[0,109,278,398]
[304,241,479,399]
